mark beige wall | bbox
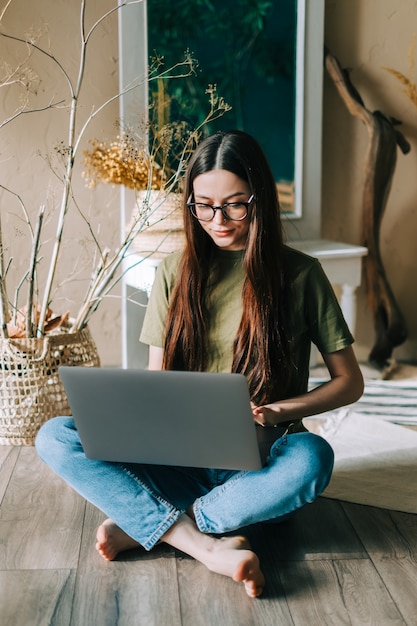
[323,0,417,363]
[2,0,417,366]
[1,0,122,365]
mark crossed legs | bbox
[36,416,333,599]
[95,513,265,598]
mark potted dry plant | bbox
[0,0,230,444]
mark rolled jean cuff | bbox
[191,472,248,535]
[193,503,210,534]
[141,509,183,551]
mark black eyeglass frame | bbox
[186,194,255,222]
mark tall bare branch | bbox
[0,209,10,338]
[26,205,45,337]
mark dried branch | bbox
[0,0,13,22]
[0,184,34,238]
[0,99,66,131]
[0,50,36,91]
[70,193,106,258]
[84,1,144,46]
[36,0,88,335]
[0,32,74,96]
[0,209,10,338]
[12,272,28,325]
[26,205,45,337]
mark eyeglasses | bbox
[186,194,255,222]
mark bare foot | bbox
[162,515,265,597]
[204,536,265,598]
[95,519,142,561]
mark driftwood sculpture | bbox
[324,48,410,369]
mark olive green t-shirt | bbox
[140,246,354,400]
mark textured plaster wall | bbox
[323,0,417,363]
[0,0,122,365]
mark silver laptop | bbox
[59,367,262,471]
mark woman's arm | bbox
[148,345,164,370]
[252,346,364,427]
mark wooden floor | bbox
[2,445,417,626]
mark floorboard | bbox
[279,559,354,625]
[0,445,19,502]
[367,556,417,625]
[0,569,76,626]
[332,558,405,625]
[281,558,406,625]
[342,503,417,558]
[0,447,85,570]
[342,502,417,624]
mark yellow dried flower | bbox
[83,135,165,191]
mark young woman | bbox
[36,130,364,598]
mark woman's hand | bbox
[251,403,283,428]
[251,346,364,426]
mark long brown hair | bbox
[162,130,291,404]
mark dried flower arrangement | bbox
[83,135,166,191]
[0,1,230,340]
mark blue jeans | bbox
[35,417,334,551]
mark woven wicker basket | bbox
[0,326,100,445]
[128,191,185,259]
